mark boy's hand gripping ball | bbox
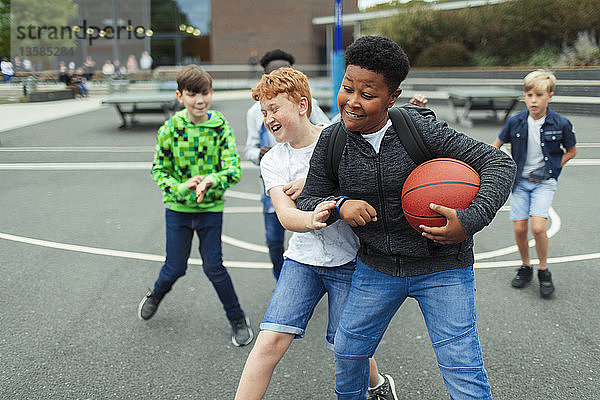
[401,158,480,233]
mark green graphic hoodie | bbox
[151,109,241,213]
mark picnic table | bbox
[447,86,522,125]
[101,92,181,128]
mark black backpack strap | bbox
[326,122,346,183]
[388,106,433,165]
[326,107,432,183]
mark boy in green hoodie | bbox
[138,65,253,347]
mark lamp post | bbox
[331,0,344,117]
[110,0,120,63]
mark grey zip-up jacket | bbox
[297,107,516,277]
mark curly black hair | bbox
[344,36,410,93]
[260,49,295,69]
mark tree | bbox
[365,0,600,67]
[0,0,10,57]
[10,0,78,63]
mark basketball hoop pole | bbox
[331,0,344,118]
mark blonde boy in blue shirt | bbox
[493,69,577,298]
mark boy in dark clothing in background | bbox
[297,36,516,399]
[245,49,330,280]
[138,65,253,347]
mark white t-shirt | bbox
[362,119,392,153]
[522,115,546,177]
[260,140,359,267]
[140,54,153,70]
[1,61,14,75]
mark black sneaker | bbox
[538,269,555,298]
[511,265,533,288]
[138,289,165,320]
[367,374,398,400]
[230,316,254,347]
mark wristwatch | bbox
[334,196,349,218]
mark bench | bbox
[28,89,75,102]
[446,87,522,125]
[101,92,181,128]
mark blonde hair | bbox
[251,67,312,117]
[523,69,556,93]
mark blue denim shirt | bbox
[498,108,576,186]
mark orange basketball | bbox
[401,158,480,233]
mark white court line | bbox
[1,230,597,270]
[224,206,263,213]
[475,207,560,260]
[0,203,560,264]
[566,159,600,165]
[475,252,600,269]
[0,160,595,267]
[1,143,599,152]
[222,234,268,253]
[225,190,261,201]
[2,160,600,170]
[0,232,271,269]
[0,146,156,152]
[0,161,258,170]
[0,162,151,170]
[0,172,573,261]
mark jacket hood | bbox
[173,109,226,128]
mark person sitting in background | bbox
[102,60,115,79]
[74,67,89,97]
[13,56,23,73]
[140,51,153,71]
[113,60,126,77]
[83,56,96,80]
[58,61,67,83]
[22,57,32,72]
[126,54,139,74]
[63,69,81,97]
[1,57,14,82]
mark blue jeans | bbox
[263,211,285,279]
[261,259,355,350]
[154,209,244,321]
[334,259,492,400]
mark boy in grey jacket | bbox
[297,36,516,400]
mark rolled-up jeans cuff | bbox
[259,322,304,338]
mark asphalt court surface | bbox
[1,97,599,399]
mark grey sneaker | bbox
[230,316,254,347]
[538,268,555,298]
[138,289,165,320]
[367,374,398,400]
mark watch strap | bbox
[334,196,349,218]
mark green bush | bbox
[528,47,560,67]
[472,52,501,67]
[366,0,600,67]
[558,31,600,66]
[415,41,473,67]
